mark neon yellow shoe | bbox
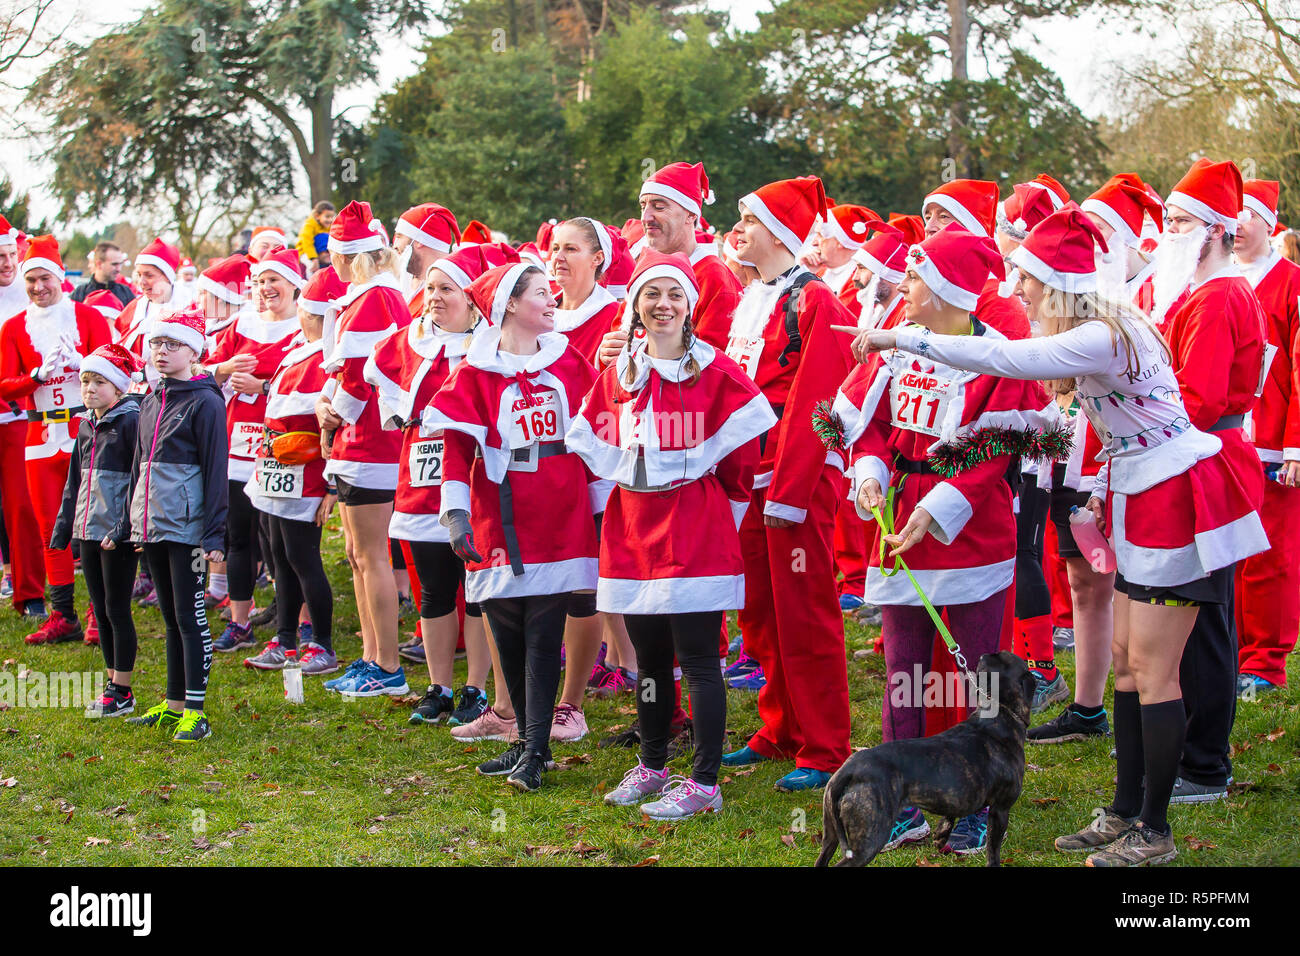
[126,701,183,730]
[172,709,212,742]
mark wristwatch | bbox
[261,379,271,395]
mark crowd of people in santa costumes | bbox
[3,143,1299,860]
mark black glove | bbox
[443,509,483,563]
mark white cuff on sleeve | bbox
[438,480,471,519]
[1284,447,1300,463]
[763,500,807,524]
[851,455,892,520]
[916,481,973,545]
[588,478,614,514]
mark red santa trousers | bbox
[1043,520,1073,629]
[833,493,868,599]
[0,419,44,607]
[27,447,73,588]
[738,465,850,772]
[1234,479,1300,686]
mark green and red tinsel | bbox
[927,423,1074,477]
[812,399,847,454]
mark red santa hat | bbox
[1009,207,1107,295]
[19,234,64,280]
[299,265,348,316]
[997,182,1062,240]
[921,179,999,237]
[466,262,539,326]
[250,247,306,290]
[1243,179,1281,234]
[621,219,648,258]
[600,228,636,297]
[640,162,715,218]
[179,256,195,273]
[626,249,700,315]
[134,237,181,283]
[1167,158,1247,235]
[516,242,547,271]
[535,220,557,257]
[1080,173,1164,249]
[434,242,521,292]
[906,223,1004,311]
[887,213,926,247]
[0,214,18,247]
[328,200,388,254]
[250,225,287,251]
[83,289,124,321]
[396,203,461,253]
[148,305,208,355]
[740,175,828,255]
[852,220,907,283]
[81,343,143,393]
[460,220,494,246]
[197,254,251,305]
[822,203,882,250]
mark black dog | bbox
[815,651,1035,867]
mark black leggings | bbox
[142,542,212,710]
[80,540,138,673]
[267,515,333,652]
[227,480,262,602]
[624,611,726,786]
[390,538,406,570]
[1014,484,1051,620]
[405,540,480,619]
[481,593,569,757]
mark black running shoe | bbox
[665,718,695,760]
[477,740,528,776]
[249,600,278,628]
[448,686,488,726]
[507,750,549,792]
[409,685,455,725]
[598,722,642,749]
[1028,705,1111,744]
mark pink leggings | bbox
[880,587,1009,742]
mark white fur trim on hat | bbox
[431,259,474,291]
[639,181,701,217]
[80,354,132,393]
[852,247,904,284]
[134,254,176,283]
[1079,198,1139,249]
[1243,195,1278,231]
[1166,190,1241,235]
[1008,245,1098,294]
[19,257,63,280]
[822,212,865,251]
[395,218,453,253]
[921,193,988,238]
[908,245,979,311]
[572,217,611,271]
[251,258,306,290]
[739,192,805,257]
[491,262,533,326]
[197,273,245,305]
[627,263,699,315]
[148,319,206,355]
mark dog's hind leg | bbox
[932,817,956,846]
[837,788,894,866]
[986,804,1010,867]
[815,788,841,867]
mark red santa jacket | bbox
[0,299,113,459]
[1241,251,1300,462]
[975,276,1030,340]
[321,274,411,489]
[690,248,743,348]
[207,309,301,481]
[364,320,474,542]
[723,267,856,522]
[555,285,620,367]
[423,328,601,601]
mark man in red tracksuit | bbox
[720,175,855,791]
[0,235,113,642]
[1232,179,1300,693]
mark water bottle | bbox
[282,659,304,704]
[1069,505,1116,574]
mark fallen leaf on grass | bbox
[444,764,468,772]
[556,754,592,768]
[366,825,384,834]
[192,837,210,850]
[83,755,102,765]
[632,855,660,867]
[84,837,111,847]
[638,838,657,849]
[1031,797,1059,806]
[35,835,49,844]
[1,777,17,787]
[1025,763,1043,772]
[58,751,73,760]
[1265,727,1286,742]
[2,727,17,735]
[1184,836,1217,851]
[266,746,279,754]
[729,768,756,778]
[737,828,755,839]
[780,834,796,848]
[100,804,129,817]
[1265,763,1282,775]
[915,857,942,867]
[1229,742,1252,757]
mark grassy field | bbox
[1,511,1297,867]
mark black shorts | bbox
[1049,480,1093,560]
[1114,564,1234,607]
[567,590,597,618]
[334,476,395,506]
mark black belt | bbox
[893,454,936,476]
[1208,414,1245,433]
[27,407,86,423]
[485,442,568,577]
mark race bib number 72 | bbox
[408,439,444,487]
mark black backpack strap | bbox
[776,271,822,368]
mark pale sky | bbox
[2,0,1157,229]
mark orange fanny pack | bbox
[270,430,322,466]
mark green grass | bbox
[1,514,1297,866]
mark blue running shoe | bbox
[727,633,743,655]
[1237,673,1277,699]
[723,653,759,680]
[324,657,369,692]
[213,622,256,653]
[942,807,989,855]
[341,662,410,698]
[774,767,832,792]
[882,806,931,851]
[727,667,766,691]
[839,593,865,612]
[720,745,768,767]
[297,621,314,647]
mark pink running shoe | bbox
[591,666,634,699]
[549,702,588,743]
[450,706,519,743]
[640,776,723,819]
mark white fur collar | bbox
[616,337,715,388]
[409,318,476,361]
[336,272,402,310]
[466,325,570,375]
[553,284,617,332]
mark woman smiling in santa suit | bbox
[424,262,603,793]
[550,218,623,365]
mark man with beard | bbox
[811,204,880,318]
[719,175,855,792]
[393,203,460,316]
[1151,158,1267,804]
[1081,174,1163,310]
[0,236,112,641]
[849,214,922,330]
[1232,179,1300,696]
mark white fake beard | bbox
[728,277,785,341]
[1094,245,1130,301]
[26,298,80,359]
[856,274,882,329]
[1150,227,1209,325]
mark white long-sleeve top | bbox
[893,318,1222,499]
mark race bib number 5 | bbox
[408,439,444,487]
[508,391,560,449]
[725,336,764,380]
[890,370,953,438]
[256,458,305,498]
[33,374,71,412]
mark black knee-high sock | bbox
[1139,699,1186,834]
[1110,690,1144,818]
[50,582,77,620]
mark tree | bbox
[0,175,48,233]
[0,0,65,82]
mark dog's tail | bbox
[814,778,845,867]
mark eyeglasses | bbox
[149,339,187,353]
